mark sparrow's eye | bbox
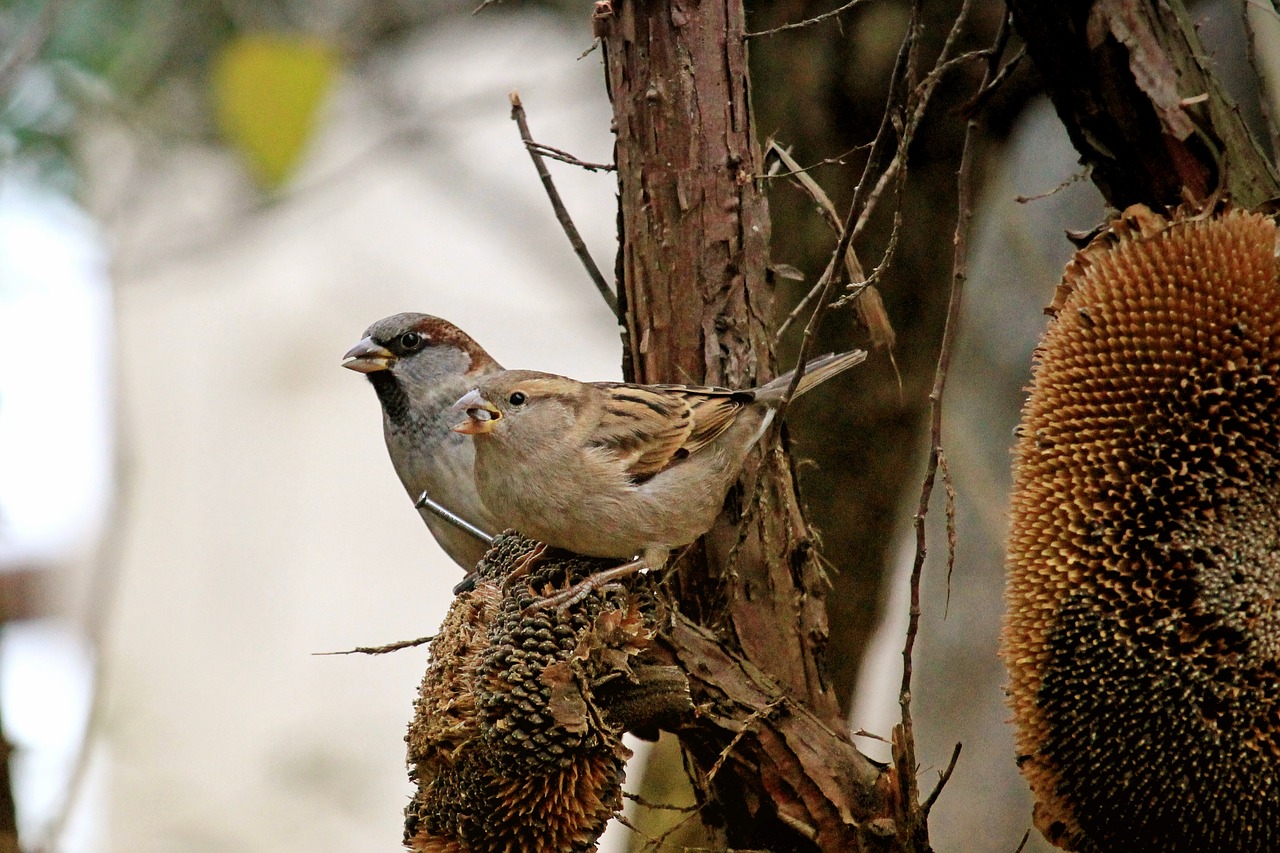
[508,391,527,406]
[399,331,425,351]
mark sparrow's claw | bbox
[522,556,646,614]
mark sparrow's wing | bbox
[589,382,753,481]
[675,388,754,455]
[587,383,699,481]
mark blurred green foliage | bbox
[1,0,229,191]
[212,33,338,187]
[0,0,563,192]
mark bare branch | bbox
[770,1,920,421]
[509,91,619,317]
[759,141,871,182]
[921,741,963,816]
[1015,165,1094,204]
[313,636,435,655]
[894,5,1002,842]
[965,45,1027,116]
[525,140,616,172]
[744,0,874,39]
[900,2,1006,709]
[941,449,957,618]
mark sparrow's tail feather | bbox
[756,349,868,404]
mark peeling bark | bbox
[1008,0,1280,209]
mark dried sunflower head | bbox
[1004,206,1280,852]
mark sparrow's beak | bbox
[451,389,501,435]
[342,337,396,373]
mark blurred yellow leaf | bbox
[212,34,339,188]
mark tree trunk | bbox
[597,0,919,849]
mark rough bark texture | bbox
[603,0,833,711]
[1008,0,1280,210]
[597,0,909,848]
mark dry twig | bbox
[525,140,615,172]
[313,636,435,655]
[772,0,920,423]
[897,5,1010,838]
[509,91,619,317]
[744,0,875,39]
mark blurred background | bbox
[0,0,1264,851]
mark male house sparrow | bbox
[451,351,866,600]
[343,313,502,573]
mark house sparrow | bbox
[343,313,503,576]
[450,351,866,604]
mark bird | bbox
[343,313,503,579]
[450,351,867,606]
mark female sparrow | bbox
[450,351,866,602]
[343,313,503,575]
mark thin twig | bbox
[898,2,1003,832]
[509,91,619,317]
[1013,829,1032,853]
[829,210,899,310]
[941,449,957,618]
[610,812,667,850]
[900,0,1003,698]
[525,140,616,172]
[965,45,1026,116]
[313,635,435,655]
[893,0,934,825]
[621,792,698,812]
[1015,164,1093,203]
[765,141,870,342]
[771,3,919,421]
[758,142,871,181]
[920,741,962,816]
[744,0,874,39]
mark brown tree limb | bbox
[524,141,616,172]
[1007,0,1280,210]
